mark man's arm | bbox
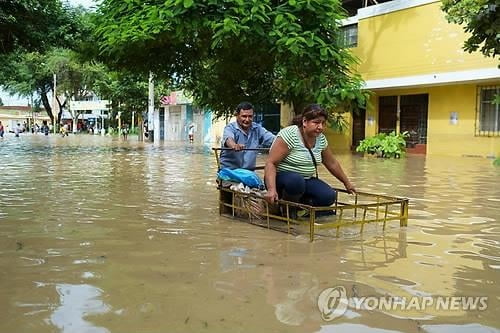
[222,125,245,150]
[225,137,245,151]
[259,127,276,147]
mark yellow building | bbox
[0,106,50,133]
[326,0,499,157]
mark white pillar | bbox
[164,107,168,141]
[153,108,160,143]
[148,72,154,141]
[180,105,187,141]
[53,73,57,134]
[101,113,105,135]
[165,106,171,140]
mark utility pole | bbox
[53,73,57,134]
[148,71,154,142]
[118,111,122,138]
[131,111,135,133]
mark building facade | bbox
[334,0,499,157]
[0,106,50,133]
[154,91,281,145]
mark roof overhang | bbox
[364,67,500,90]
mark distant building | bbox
[154,91,280,145]
[64,95,110,132]
[0,106,50,132]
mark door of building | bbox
[167,106,182,141]
[378,94,428,154]
[400,94,428,151]
[254,103,281,134]
[379,96,397,134]
[351,108,366,150]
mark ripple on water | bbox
[19,257,46,266]
[371,275,417,286]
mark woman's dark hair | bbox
[291,104,328,126]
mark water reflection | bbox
[0,135,499,332]
[50,284,110,333]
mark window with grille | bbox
[340,24,358,48]
[476,86,500,136]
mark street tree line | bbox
[0,2,166,128]
[0,0,497,127]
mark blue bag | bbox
[217,168,264,188]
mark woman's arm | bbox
[322,148,356,194]
[264,137,289,203]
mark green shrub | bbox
[356,131,409,158]
[494,157,500,166]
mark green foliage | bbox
[93,70,169,128]
[0,48,106,122]
[327,112,349,133]
[494,157,500,166]
[0,5,94,122]
[0,1,88,55]
[93,0,369,118]
[0,51,56,120]
[356,131,409,158]
[442,0,499,60]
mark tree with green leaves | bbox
[0,51,59,122]
[49,49,110,131]
[93,70,169,132]
[0,4,94,123]
[0,0,87,55]
[442,0,499,60]
[93,0,368,118]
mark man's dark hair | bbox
[236,102,254,114]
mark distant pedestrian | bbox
[0,121,4,138]
[188,123,195,143]
[60,123,69,137]
[14,123,21,137]
[122,124,129,140]
[42,121,49,136]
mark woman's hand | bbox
[344,181,356,194]
[264,189,279,204]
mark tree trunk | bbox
[292,100,306,115]
[56,96,66,127]
[137,113,143,141]
[40,91,54,123]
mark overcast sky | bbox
[66,0,97,8]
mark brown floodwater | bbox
[0,134,499,333]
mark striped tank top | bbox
[275,125,328,178]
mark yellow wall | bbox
[427,85,499,157]
[353,1,498,80]
[325,112,353,153]
[279,103,294,128]
[368,85,499,158]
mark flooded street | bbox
[0,134,499,333]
